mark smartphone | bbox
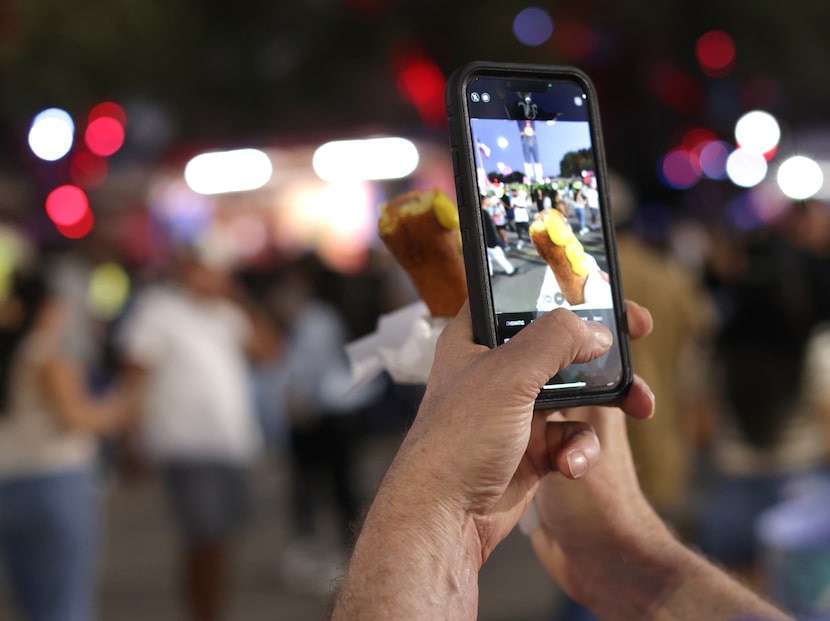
[445,61,632,408]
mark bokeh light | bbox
[150,180,215,241]
[70,150,108,189]
[681,127,718,151]
[777,155,824,200]
[184,148,273,194]
[88,262,131,320]
[88,101,127,126]
[734,110,780,155]
[0,227,32,301]
[85,116,126,156]
[45,185,90,227]
[649,61,702,115]
[274,180,375,273]
[28,108,75,161]
[552,21,599,61]
[395,54,446,125]
[699,140,731,179]
[726,147,768,188]
[55,208,95,239]
[513,7,554,46]
[312,137,419,182]
[659,149,701,189]
[696,30,736,78]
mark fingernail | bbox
[588,322,613,348]
[567,451,589,479]
[647,387,656,418]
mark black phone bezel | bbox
[445,61,632,409]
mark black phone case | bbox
[445,61,632,408]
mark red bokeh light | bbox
[696,30,736,78]
[649,61,703,115]
[55,208,95,239]
[45,185,90,227]
[88,101,127,127]
[552,21,599,61]
[394,53,446,125]
[681,127,718,151]
[70,150,108,189]
[85,117,125,156]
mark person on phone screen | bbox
[481,200,516,277]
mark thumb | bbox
[493,308,613,390]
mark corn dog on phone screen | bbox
[461,73,627,396]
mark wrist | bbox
[334,457,483,619]
[571,529,790,621]
[554,515,682,618]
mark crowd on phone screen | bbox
[0,183,829,620]
[481,178,604,253]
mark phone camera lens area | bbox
[470,92,481,103]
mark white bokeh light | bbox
[312,137,419,182]
[726,147,768,188]
[28,108,75,161]
[777,155,824,200]
[734,111,781,155]
[184,148,273,194]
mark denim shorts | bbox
[163,461,252,541]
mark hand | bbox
[524,402,794,621]
[333,300,654,619]
[395,300,655,563]
[525,404,668,602]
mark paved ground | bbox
[0,433,564,621]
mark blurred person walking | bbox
[481,201,516,277]
[696,208,830,590]
[610,174,715,528]
[117,248,277,621]
[0,266,140,621]
[269,257,380,593]
[486,193,510,249]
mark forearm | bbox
[576,536,792,621]
[332,460,482,620]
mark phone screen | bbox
[459,72,627,399]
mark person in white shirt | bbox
[118,248,277,621]
[509,188,531,248]
[581,176,601,232]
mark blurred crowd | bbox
[0,182,829,621]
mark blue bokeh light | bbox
[513,7,554,47]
